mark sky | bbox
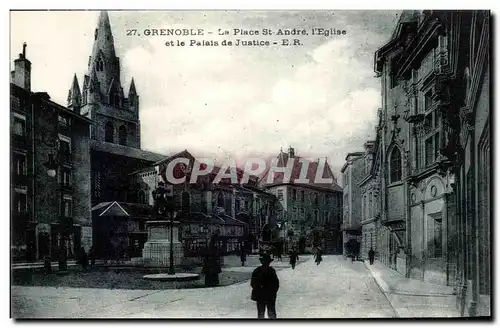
[10,10,400,178]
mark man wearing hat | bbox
[250,252,280,319]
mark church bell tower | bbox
[68,11,141,149]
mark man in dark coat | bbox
[289,247,299,270]
[203,236,222,287]
[368,247,375,265]
[251,253,279,319]
[314,247,323,265]
[240,244,247,266]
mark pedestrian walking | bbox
[276,248,282,261]
[368,247,375,265]
[251,253,279,319]
[78,247,88,271]
[314,247,323,265]
[289,247,299,270]
[89,245,96,268]
[240,245,247,266]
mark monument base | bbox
[142,239,184,267]
[141,220,184,268]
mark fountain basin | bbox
[143,272,200,282]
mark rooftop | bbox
[91,140,167,163]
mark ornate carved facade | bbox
[372,10,490,316]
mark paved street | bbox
[12,255,397,319]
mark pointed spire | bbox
[68,74,82,108]
[129,78,137,95]
[87,10,119,98]
[71,74,81,95]
[93,11,116,59]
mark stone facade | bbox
[11,44,92,261]
[261,147,343,254]
[340,152,364,256]
[358,140,381,260]
[369,10,490,316]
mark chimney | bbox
[11,42,31,91]
[288,146,295,158]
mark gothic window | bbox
[105,122,114,143]
[389,147,402,183]
[369,192,373,218]
[96,57,104,72]
[118,125,127,146]
[111,92,120,107]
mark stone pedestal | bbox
[142,220,184,267]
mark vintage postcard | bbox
[9,9,491,319]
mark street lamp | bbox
[43,140,71,272]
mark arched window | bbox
[96,58,104,72]
[105,122,114,143]
[118,125,127,146]
[390,147,402,183]
[111,92,120,107]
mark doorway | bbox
[38,232,50,260]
